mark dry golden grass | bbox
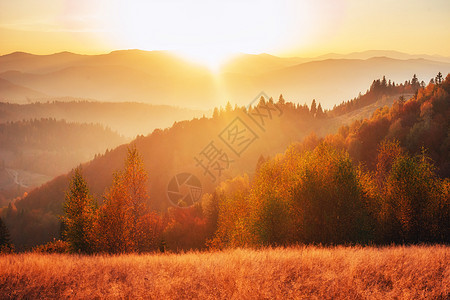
[0,245,448,299]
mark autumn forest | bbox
[1,72,447,255]
[1,0,449,297]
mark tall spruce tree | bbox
[310,99,317,116]
[316,103,325,118]
[435,72,443,85]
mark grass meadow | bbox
[0,245,448,299]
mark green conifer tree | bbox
[62,167,97,253]
[0,217,11,248]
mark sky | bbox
[1,0,449,69]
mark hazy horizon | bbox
[2,48,450,62]
[1,0,449,70]
[1,48,448,110]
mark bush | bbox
[0,244,15,254]
[33,240,69,254]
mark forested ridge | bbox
[330,74,423,116]
[0,100,206,138]
[0,118,124,152]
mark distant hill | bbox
[0,51,87,74]
[1,50,448,108]
[221,53,307,75]
[0,64,216,108]
[315,50,450,64]
[0,100,208,138]
[0,50,217,107]
[0,50,206,75]
[0,78,47,102]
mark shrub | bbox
[33,240,69,254]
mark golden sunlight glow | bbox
[104,0,315,70]
[0,1,449,62]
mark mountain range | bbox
[1,50,449,108]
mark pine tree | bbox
[258,96,266,106]
[411,74,419,87]
[225,101,233,113]
[435,72,443,85]
[62,167,96,253]
[316,103,325,118]
[0,217,11,248]
[381,76,387,87]
[310,99,317,116]
[212,107,219,118]
[255,154,266,171]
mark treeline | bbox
[329,73,442,117]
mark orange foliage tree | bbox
[94,146,162,253]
